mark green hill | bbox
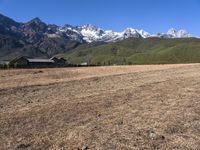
[62,38,200,65]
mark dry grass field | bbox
[1,64,200,150]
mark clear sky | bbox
[0,0,200,35]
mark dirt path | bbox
[0,64,200,149]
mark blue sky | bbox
[0,0,200,35]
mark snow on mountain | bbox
[103,30,123,42]
[122,28,141,39]
[58,24,83,42]
[175,29,192,38]
[71,25,150,43]
[79,24,105,43]
[58,24,194,43]
[167,28,177,37]
[138,29,151,38]
[153,28,193,39]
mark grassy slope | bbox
[62,38,200,65]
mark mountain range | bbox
[0,13,198,61]
[58,24,194,43]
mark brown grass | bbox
[0,64,200,149]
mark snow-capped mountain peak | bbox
[81,24,100,31]
[123,28,137,33]
[138,29,150,38]
[167,28,177,35]
[121,28,150,38]
[77,26,152,43]
[80,24,105,42]
[152,28,193,39]
[167,28,192,38]
[123,28,141,38]
[177,29,192,38]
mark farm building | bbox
[9,56,66,68]
[50,57,66,66]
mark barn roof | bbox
[27,59,54,63]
